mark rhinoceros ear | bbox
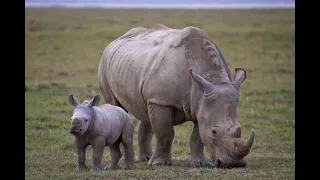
[189,67,215,94]
[87,95,100,107]
[68,94,80,107]
[234,68,246,84]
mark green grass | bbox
[25,8,295,179]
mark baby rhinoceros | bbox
[68,94,136,172]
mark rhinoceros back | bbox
[98,25,192,121]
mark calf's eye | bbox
[212,129,217,134]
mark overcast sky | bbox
[25,0,295,4]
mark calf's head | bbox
[190,68,255,168]
[68,94,100,136]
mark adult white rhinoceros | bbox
[98,24,255,168]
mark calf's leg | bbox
[105,141,122,170]
[91,136,106,172]
[75,137,89,172]
[121,118,136,169]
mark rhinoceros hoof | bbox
[105,164,120,170]
[152,160,172,166]
[75,166,89,172]
[190,160,214,168]
[139,154,152,162]
[124,164,136,170]
[90,168,102,173]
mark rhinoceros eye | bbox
[212,126,219,135]
[85,119,88,122]
[212,129,217,134]
[212,130,217,134]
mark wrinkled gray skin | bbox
[68,94,135,173]
[98,24,255,168]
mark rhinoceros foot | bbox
[190,158,214,168]
[75,165,89,172]
[124,163,136,170]
[105,164,120,170]
[149,159,172,166]
[153,161,172,166]
[139,153,152,162]
[90,167,102,173]
[148,152,172,166]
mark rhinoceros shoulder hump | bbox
[152,24,171,30]
[169,26,209,48]
[119,27,148,40]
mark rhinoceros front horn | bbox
[235,129,255,158]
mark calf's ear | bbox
[87,95,100,107]
[68,94,80,107]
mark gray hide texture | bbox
[68,94,135,172]
[98,24,255,168]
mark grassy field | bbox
[25,8,295,179]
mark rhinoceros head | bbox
[190,68,255,168]
[68,94,100,136]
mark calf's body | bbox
[68,94,135,172]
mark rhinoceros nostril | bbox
[79,129,82,132]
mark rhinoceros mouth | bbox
[214,158,246,168]
[69,130,82,136]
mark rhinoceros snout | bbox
[69,125,82,136]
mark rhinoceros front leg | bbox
[147,103,174,166]
[75,137,89,172]
[138,121,153,162]
[190,122,214,168]
[91,136,106,173]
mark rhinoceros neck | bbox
[83,108,96,136]
[188,71,232,122]
[184,34,233,121]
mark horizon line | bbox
[25,3,295,9]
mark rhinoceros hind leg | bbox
[105,142,122,170]
[138,121,154,162]
[147,103,174,166]
[121,119,136,169]
[118,143,126,163]
[189,122,213,168]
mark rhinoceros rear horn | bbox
[235,129,255,158]
[68,94,80,107]
[189,67,215,94]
